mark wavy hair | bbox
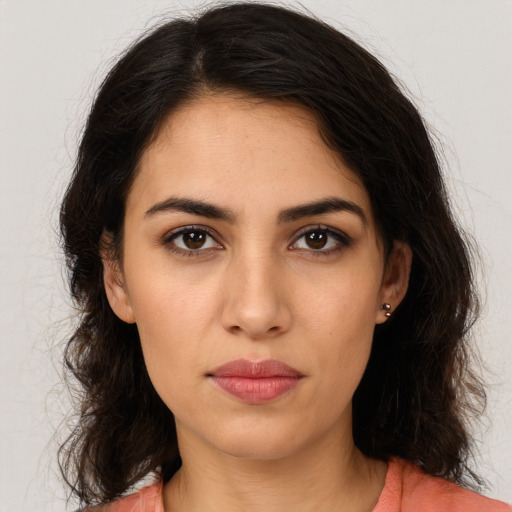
[59,2,485,506]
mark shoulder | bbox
[374,457,511,512]
[81,481,163,512]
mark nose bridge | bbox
[221,244,291,338]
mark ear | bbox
[376,241,412,324]
[101,232,135,324]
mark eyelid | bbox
[289,224,352,251]
[162,225,224,254]
[160,224,351,256]
[163,224,219,240]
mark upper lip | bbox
[209,359,304,378]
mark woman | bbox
[59,3,510,511]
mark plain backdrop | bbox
[0,1,511,510]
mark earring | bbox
[381,303,392,317]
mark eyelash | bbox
[289,225,352,256]
[162,225,352,257]
[162,225,222,257]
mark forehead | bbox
[130,93,372,222]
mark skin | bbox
[104,93,412,512]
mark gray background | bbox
[1,1,510,510]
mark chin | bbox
[204,418,311,461]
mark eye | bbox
[164,226,222,254]
[290,226,351,253]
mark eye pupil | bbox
[183,231,206,249]
[306,230,327,249]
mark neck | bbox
[163,424,387,512]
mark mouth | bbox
[208,359,304,404]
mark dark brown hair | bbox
[59,2,485,506]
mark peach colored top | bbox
[95,458,511,511]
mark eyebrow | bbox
[145,196,366,225]
[278,197,367,225]
[145,197,235,222]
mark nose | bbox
[220,251,292,340]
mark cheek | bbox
[124,242,218,336]
[308,299,376,372]
[125,260,225,394]
[295,264,381,381]
[294,256,382,332]
[133,294,207,416]
[132,282,214,359]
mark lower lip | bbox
[211,376,301,404]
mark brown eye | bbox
[182,231,207,249]
[290,226,351,253]
[166,227,222,253]
[305,230,328,249]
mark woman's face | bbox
[104,94,410,461]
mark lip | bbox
[208,359,304,404]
